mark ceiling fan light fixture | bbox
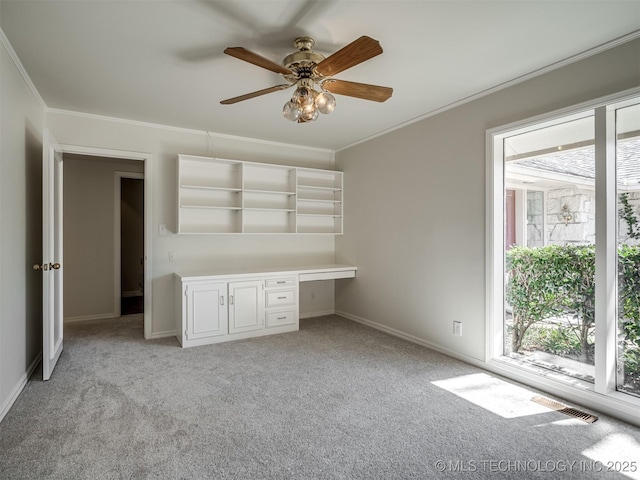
[222,36,392,123]
[315,91,336,114]
[283,100,301,121]
[300,103,319,122]
[293,86,315,106]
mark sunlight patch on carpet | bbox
[432,373,550,418]
[582,433,640,480]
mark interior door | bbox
[41,129,64,380]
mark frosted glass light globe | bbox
[315,92,336,114]
[283,101,301,121]
[300,104,319,122]
[293,87,315,107]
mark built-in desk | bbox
[174,264,356,348]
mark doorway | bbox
[117,175,144,316]
[59,145,153,338]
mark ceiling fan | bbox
[220,36,393,123]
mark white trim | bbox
[114,171,144,319]
[336,31,640,153]
[594,105,618,394]
[0,354,42,424]
[300,309,336,319]
[58,144,154,339]
[0,27,47,110]
[151,330,177,339]
[486,87,640,139]
[47,108,333,155]
[64,313,119,323]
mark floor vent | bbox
[531,395,598,423]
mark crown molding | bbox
[335,29,640,153]
[0,27,48,110]
[45,108,334,155]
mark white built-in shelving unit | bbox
[177,155,343,234]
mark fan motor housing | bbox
[282,37,326,81]
[282,50,325,71]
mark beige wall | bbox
[0,38,45,419]
[47,111,337,336]
[335,38,640,362]
[63,155,144,320]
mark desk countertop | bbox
[174,264,357,282]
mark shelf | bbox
[178,207,241,234]
[297,198,341,204]
[297,185,341,191]
[243,209,295,234]
[245,208,296,212]
[178,155,342,235]
[244,189,296,195]
[180,184,242,192]
[181,205,242,210]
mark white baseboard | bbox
[64,312,119,323]
[300,309,336,319]
[151,330,176,339]
[0,353,41,424]
[335,310,484,368]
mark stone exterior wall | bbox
[535,187,640,246]
[546,187,596,245]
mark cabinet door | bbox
[185,282,227,340]
[228,280,264,334]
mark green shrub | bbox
[506,244,640,370]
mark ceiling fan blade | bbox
[322,79,392,102]
[315,36,383,77]
[224,47,293,75]
[220,84,292,105]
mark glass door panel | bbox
[616,102,640,397]
[503,114,596,382]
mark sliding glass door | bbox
[488,90,640,414]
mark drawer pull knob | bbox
[277,281,286,284]
[277,296,287,299]
[277,316,286,320]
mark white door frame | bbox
[60,144,154,339]
[115,171,145,317]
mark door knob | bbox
[50,263,61,270]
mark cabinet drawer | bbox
[265,277,296,288]
[265,290,296,307]
[266,310,296,328]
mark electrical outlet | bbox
[168,250,176,262]
[310,291,316,300]
[159,223,168,235]
[453,321,462,336]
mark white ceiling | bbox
[2,0,639,151]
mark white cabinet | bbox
[175,272,299,348]
[228,280,264,334]
[177,155,343,235]
[184,282,227,341]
